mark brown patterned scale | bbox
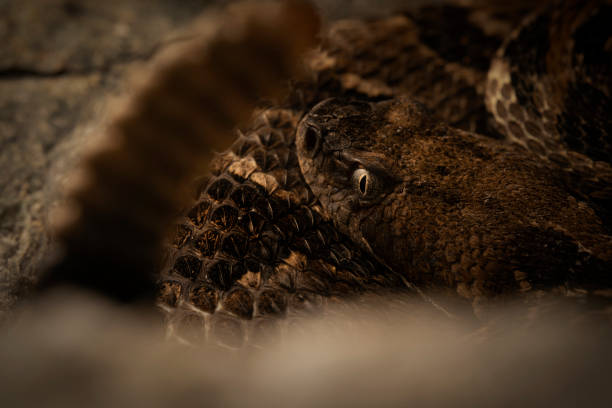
[156,108,430,347]
[487,0,612,226]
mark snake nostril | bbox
[302,126,320,155]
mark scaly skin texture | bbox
[304,2,531,135]
[156,2,541,342]
[296,97,612,314]
[158,108,419,347]
[158,1,612,332]
[487,0,612,227]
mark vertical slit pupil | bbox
[359,174,367,194]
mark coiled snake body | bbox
[43,0,612,345]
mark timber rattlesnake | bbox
[41,0,612,346]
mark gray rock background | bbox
[0,0,222,318]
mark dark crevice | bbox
[0,68,69,80]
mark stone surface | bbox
[0,0,215,317]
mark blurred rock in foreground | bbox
[0,0,216,318]
[2,291,611,408]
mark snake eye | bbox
[359,173,367,194]
[352,168,372,197]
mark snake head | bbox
[296,97,440,265]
